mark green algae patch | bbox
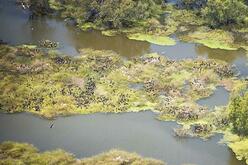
[127,33,176,46]
[49,0,63,10]
[101,30,118,37]
[180,29,238,50]
[80,23,97,31]
[0,141,165,165]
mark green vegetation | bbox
[172,0,248,50]
[229,138,248,165]
[20,0,248,48]
[229,91,248,136]
[180,28,237,50]
[176,0,248,28]
[80,149,164,165]
[0,45,239,119]
[217,85,248,164]
[16,0,241,48]
[202,0,248,28]
[223,132,248,165]
[49,0,162,29]
[0,141,165,165]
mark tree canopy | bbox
[57,0,162,29]
[202,0,248,28]
[177,0,248,28]
[229,91,248,136]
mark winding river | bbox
[0,0,247,165]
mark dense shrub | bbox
[201,0,248,28]
[229,91,248,136]
[56,0,162,29]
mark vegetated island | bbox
[0,141,165,165]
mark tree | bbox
[58,0,162,29]
[202,0,248,28]
[229,92,248,136]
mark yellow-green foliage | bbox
[165,7,205,27]
[49,0,63,10]
[127,33,176,46]
[52,0,162,29]
[0,141,76,165]
[160,6,205,35]
[101,30,118,37]
[229,139,248,164]
[0,141,165,165]
[202,0,248,28]
[228,89,248,136]
[223,132,248,164]
[80,23,97,31]
[81,149,165,165]
[180,29,237,50]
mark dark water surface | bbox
[0,1,247,165]
[0,112,246,165]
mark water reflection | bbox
[151,41,198,59]
[195,45,245,63]
[0,0,150,57]
[66,28,151,57]
[196,45,248,77]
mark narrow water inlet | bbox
[0,112,245,165]
[196,86,230,109]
